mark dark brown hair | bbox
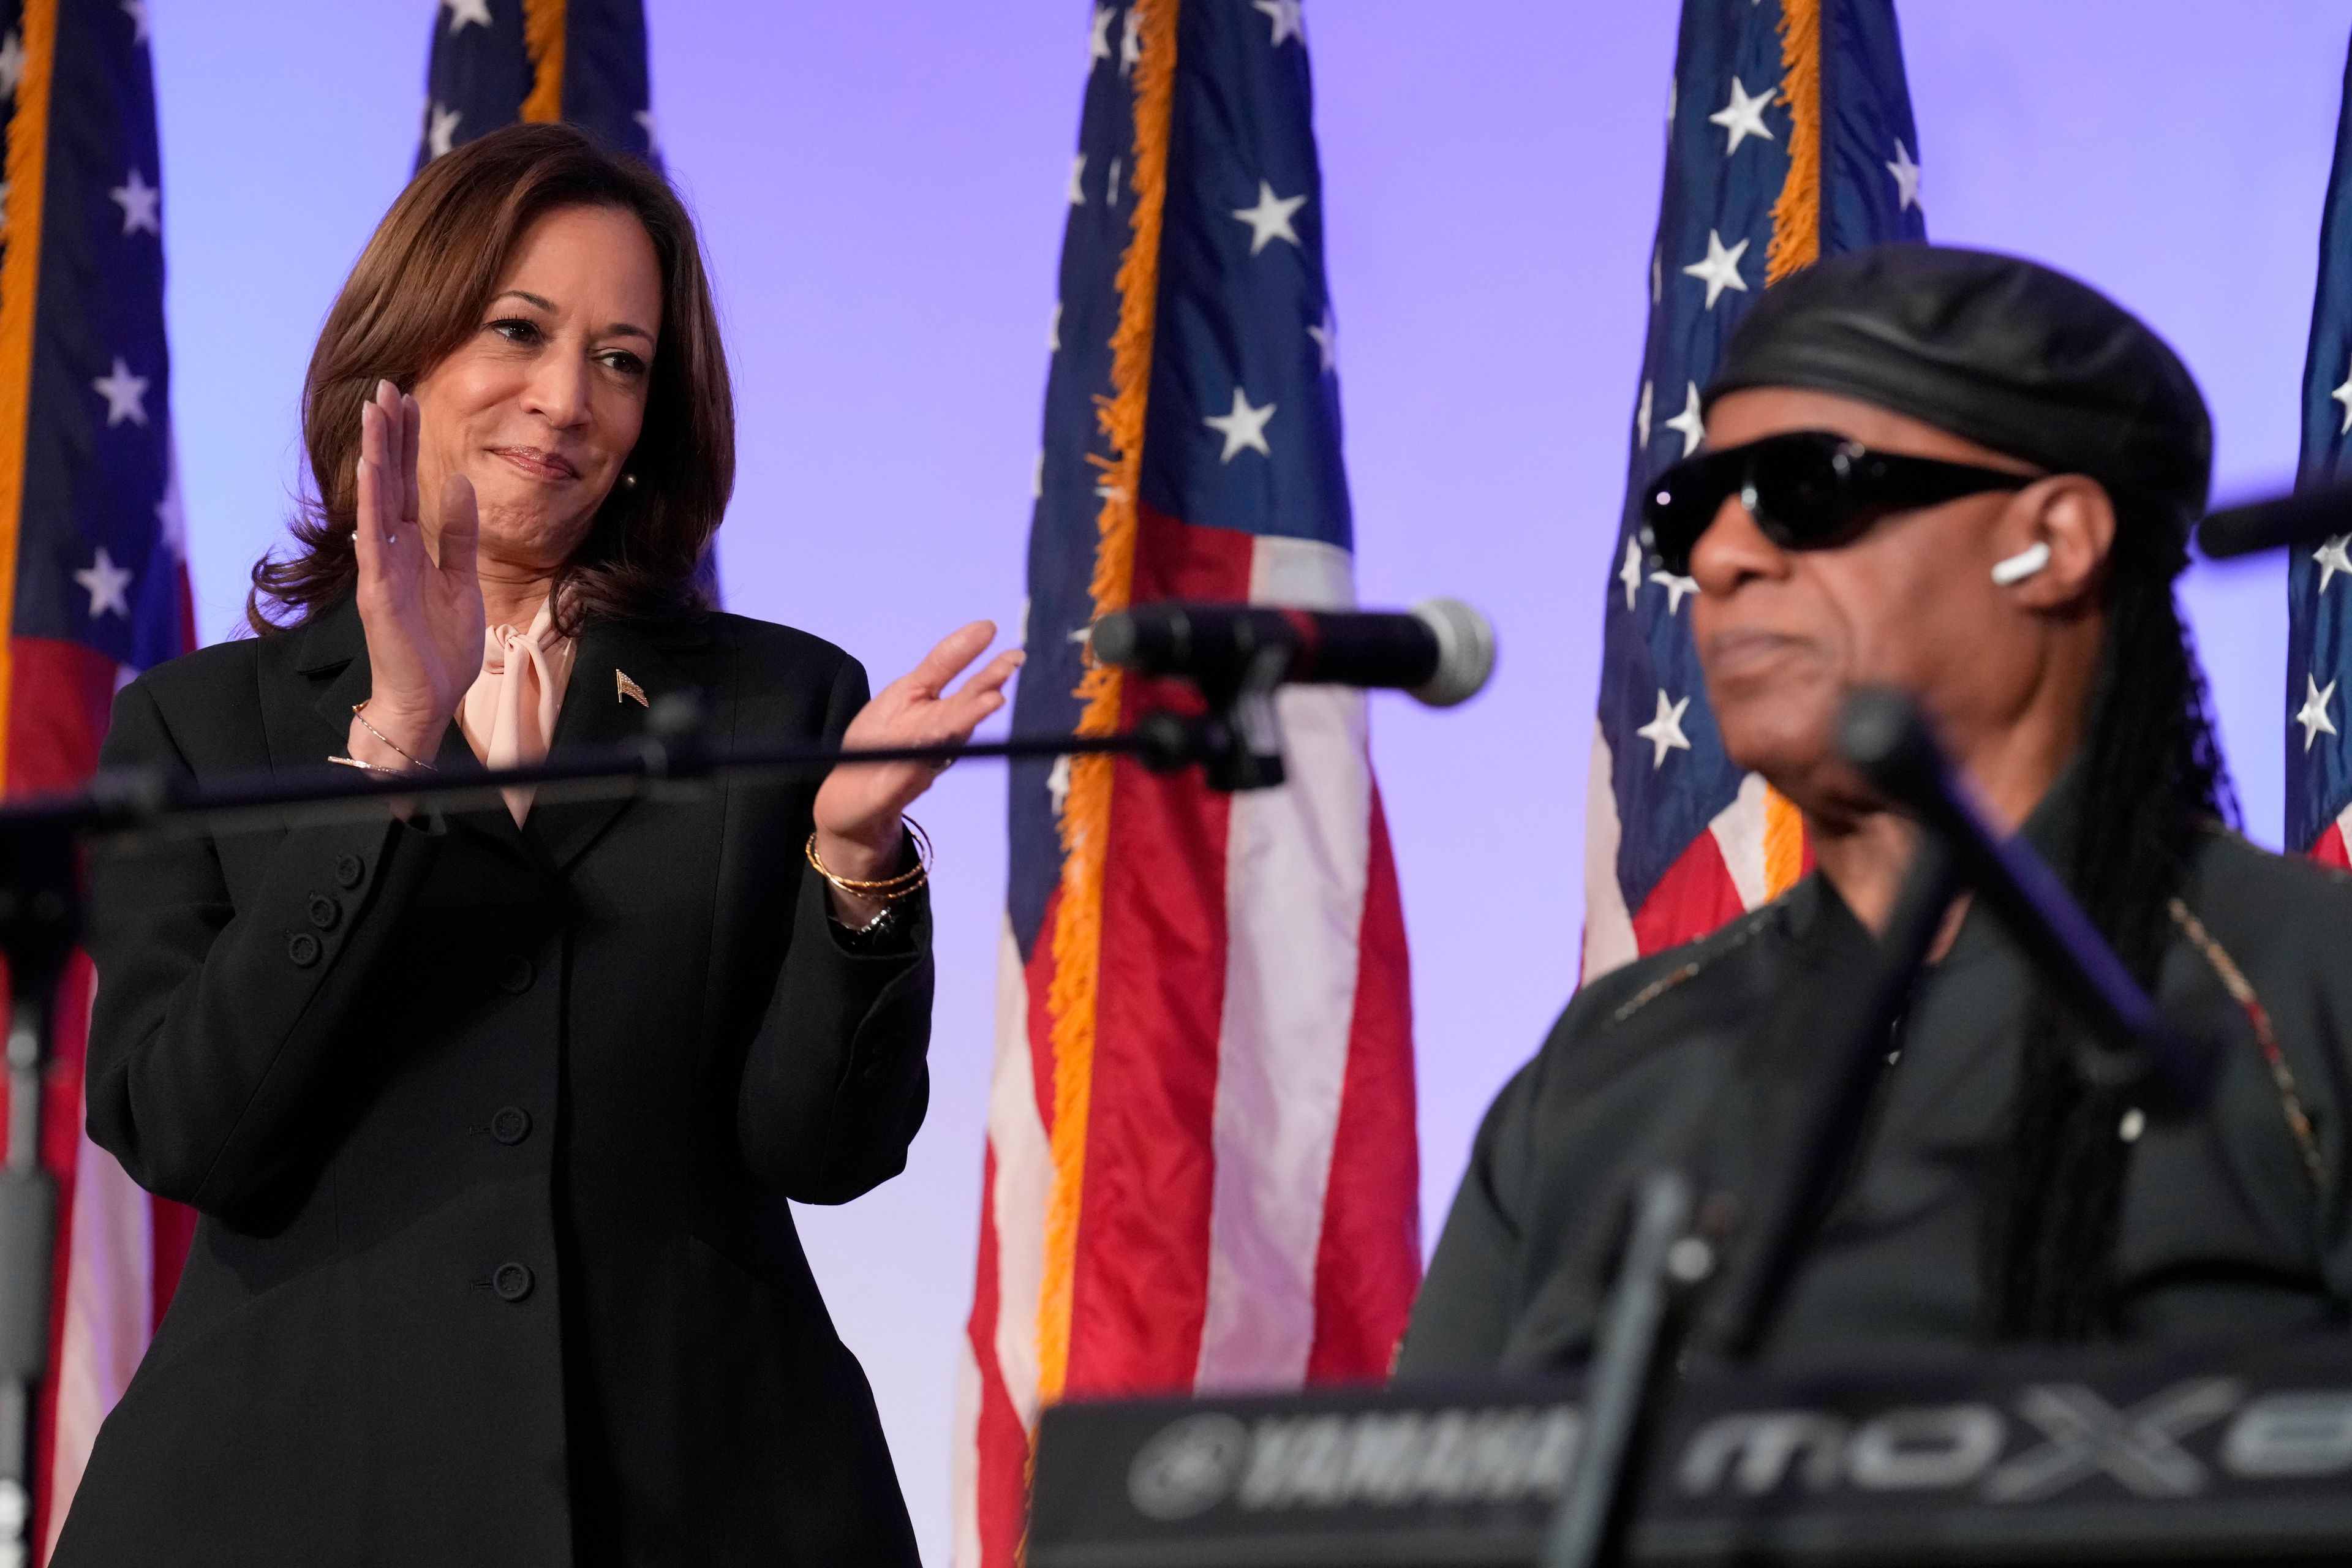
[248,122,733,635]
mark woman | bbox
[56,124,1013,1566]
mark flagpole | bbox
[0,815,72,1568]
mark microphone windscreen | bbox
[2196,483,2352,559]
[1408,598,1496,707]
[1837,686,1939,804]
[1088,610,1140,667]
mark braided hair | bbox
[1975,507,2236,1340]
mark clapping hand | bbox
[811,622,1023,905]
[346,378,486,769]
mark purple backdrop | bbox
[149,2,2346,1559]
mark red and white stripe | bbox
[3,628,199,1560]
[2312,801,2352,869]
[45,1016,179,1559]
[955,516,1419,1566]
[1583,729,1780,982]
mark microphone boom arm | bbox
[1838,688,2209,1114]
[0,673,1313,1548]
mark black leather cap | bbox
[1705,243,2212,533]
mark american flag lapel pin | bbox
[616,670,648,707]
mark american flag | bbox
[0,0,199,1556]
[418,0,657,171]
[2288,32,2352,865]
[1583,0,1926,977]
[955,2,1418,1561]
[417,0,723,607]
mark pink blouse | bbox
[456,597,577,826]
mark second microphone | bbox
[1087,598,1496,708]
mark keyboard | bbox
[1027,1332,2352,1565]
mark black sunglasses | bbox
[1639,430,2035,578]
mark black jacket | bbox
[54,598,932,1567]
[1400,781,2352,1378]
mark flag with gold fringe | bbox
[415,0,718,601]
[955,4,1419,1561]
[1581,0,1926,978]
[2288,29,2352,864]
[418,0,657,170]
[0,1,201,1556]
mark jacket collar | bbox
[1773,751,2090,959]
[524,615,697,872]
[292,594,367,674]
[300,598,378,752]
[1936,756,2087,971]
[294,595,706,874]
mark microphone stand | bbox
[1833,688,2209,1114]
[0,816,75,1558]
[0,687,1275,1560]
[1543,687,2212,1568]
[1537,1166,1706,1568]
[1698,831,1957,1359]
[1540,839,1957,1568]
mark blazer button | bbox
[307,892,341,931]
[489,1106,532,1145]
[334,853,365,890]
[286,932,322,968]
[491,1262,533,1303]
[495,954,535,995]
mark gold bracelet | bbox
[329,754,405,775]
[350,701,436,772]
[807,819,932,891]
[807,853,929,903]
[806,818,932,898]
[806,841,930,899]
[804,845,924,894]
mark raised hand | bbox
[812,621,1023,888]
[347,378,486,769]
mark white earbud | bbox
[1990,541,2052,586]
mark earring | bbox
[1991,541,2051,586]
[620,472,638,491]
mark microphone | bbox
[1836,688,2210,1115]
[2196,481,2352,559]
[1088,597,1496,707]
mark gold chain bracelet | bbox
[350,701,436,772]
[806,817,932,901]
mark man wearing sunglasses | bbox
[1399,244,2352,1374]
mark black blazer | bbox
[55,598,932,1567]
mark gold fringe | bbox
[1754,0,1823,886]
[1034,0,1178,1409]
[1764,0,1820,284]
[1761,782,1806,899]
[0,0,58,792]
[520,0,567,123]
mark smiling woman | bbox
[251,130,731,637]
[53,124,1018,1568]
